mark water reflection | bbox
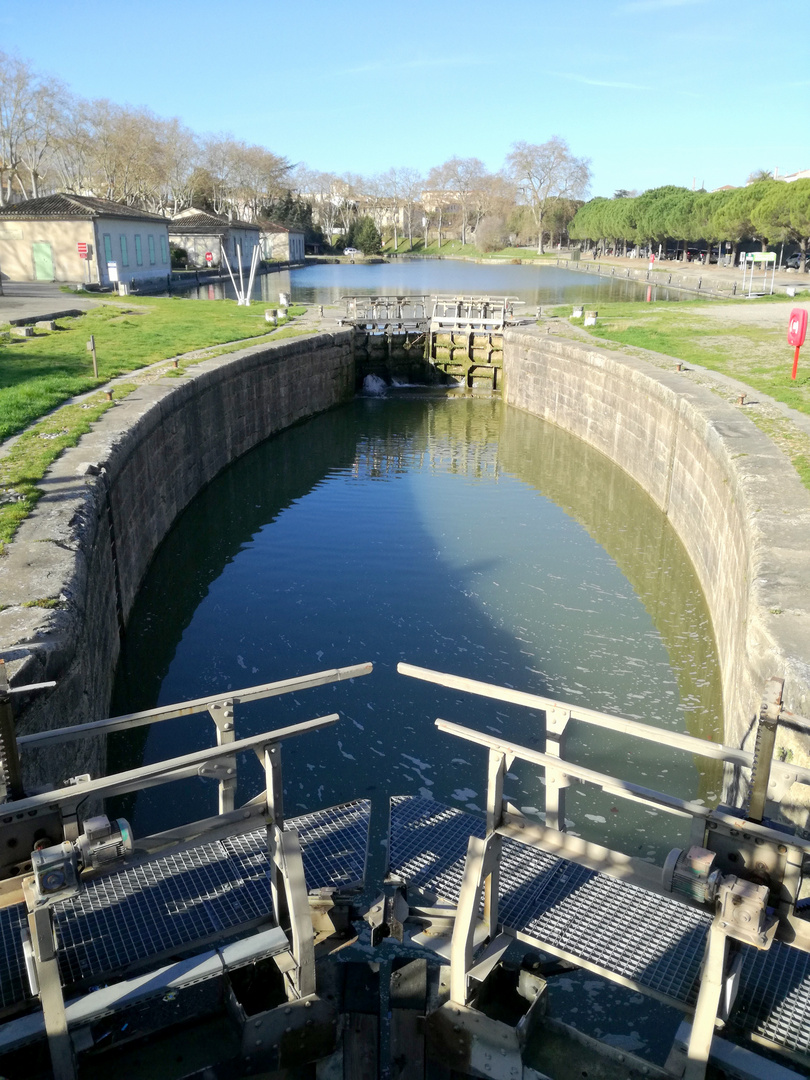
[174,258,683,306]
[110,397,721,872]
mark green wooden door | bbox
[32,242,54,280]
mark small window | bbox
[103,233,113,264]
[135,235,143,266]
[159,235,168,264]
[120,236,129,267]
[148,235,156,265]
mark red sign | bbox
[788,307,808,380]
[788,307,807,347]
[77,241,88,259]
[205,251,213,264]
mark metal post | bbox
[545,706,570,832]
[209,700,236,814]
[484,750,506,936]
[0,660,24,801]
[684,924,729,1080]
[264,744,286,925]
[26,901,76,1080]
[278,829,316,999]
[449,833,502,1006]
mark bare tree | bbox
[397,167,423,250]
[506,137,591,253]
[440,156,488,244]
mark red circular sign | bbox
[205,252,213,264]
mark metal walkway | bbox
[388,795,810,1058]
[0,799,370,1013]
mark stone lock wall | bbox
[503,327,810,820]
[0,331,354,788]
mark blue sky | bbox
[5,0,806,197]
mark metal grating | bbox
[0,799,370,1009]
[388,796,709,1005]
[0,905,27,1011]
[731,939,810,1054]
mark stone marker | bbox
[572,306,584,319]
[265,309,277,324]
[584,311,598,326]
[12,326,34,337]
[35,320,57,331]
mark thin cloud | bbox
[338,57,477,76]
[617,0,704,11]
[558,72,652,91]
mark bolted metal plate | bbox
[240,993,337,1072]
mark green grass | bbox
[565,298,810,490]
[0,384,135,551]
[382,238,557,260]
[0,297,299,443]
[0,296,310,551]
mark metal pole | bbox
[0,660,24,801]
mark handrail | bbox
[435,719,709,820]
[7,714,339,813]
[398,663,810,789]
[19,663,372,748]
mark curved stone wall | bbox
[0,331,354,787]
[503,327,810,816]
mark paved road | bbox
[0,282,102,325]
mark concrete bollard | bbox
[318,305,324,316]
[572,306,584,319]
[35,320,57,331]
[12,325,34,337]
[279,292,290,307]
[584,311,598,327]
[278,307,287,321]
[265,309,277,324]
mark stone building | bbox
[0,193,171,289]
[169,208,260,271]
[258,222,306,263]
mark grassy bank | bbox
[0,297,304,442]
[382,238,558,260]
[0,296,306,552]
[558,299,810,488]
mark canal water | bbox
[178,257,684,306]
[111,396,722,869]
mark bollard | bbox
[737,394,746,405]
[318,305,323,316]
[279,292,290,307]
[265,309,277,324]
[584,310,598,327]
[698,278,702,290]
[676,363,683,372]
[572,306,583,319]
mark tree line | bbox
[569,181,810,266]
[0,50,593,252]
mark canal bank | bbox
[0,321,808,827]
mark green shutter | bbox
[160,235,168,264]
[120,236,129,267]
[148,235,156,265]
[103,234,113,264]
[135,235,143,266]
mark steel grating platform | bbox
[388,795,810,1057]
[0,799,370,1012]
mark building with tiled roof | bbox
[0,194,171,289]
[169,208,260,271]
[257,220,306,264]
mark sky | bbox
[3,0,807,198]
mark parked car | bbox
[785,253,808,271]
[343,247,360,256]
